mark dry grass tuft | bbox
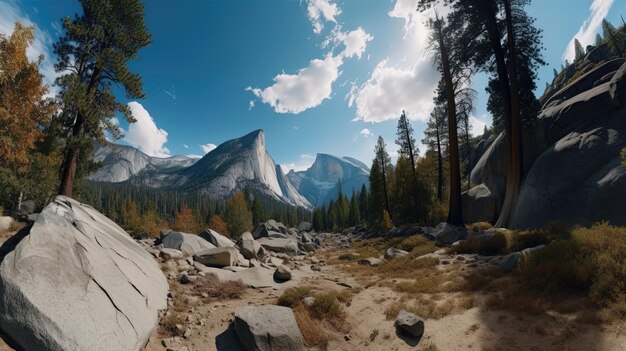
[466,222,493,232]
[293,305,329,348]
[278,286,313,307]
[384,294,475,320]
[190,274,246,302]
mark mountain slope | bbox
[89,144,199,183]
[287,153,370,207]
[90,130,312,209]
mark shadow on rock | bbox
[215,323,244,351]
[395,328,422,347]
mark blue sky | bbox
[1,0,624,172]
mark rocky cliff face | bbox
[287,153,370,207]
[90,144,199,183]
[466,58,626,229]
[90,130,312,208]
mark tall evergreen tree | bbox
[223,192,253,240]
[574,38,585,61]
[423,103,448,201]
[358,184,368,221]
[368,137,393,230]
[603,19,623,56]
[54,0,151,196]
[395,110,423,222]
[348,190,360,226]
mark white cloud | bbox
[186,154,203,159]
[293,126,300,130]
[469,115,491,137]
[280,154,316,173]
[347,1,445,123]
[248,54,342,114]
[200,143,217,154]
[306,0,341,34]
[183,144,189,149]
[360,128,374,138]
[248,100,255,110]
[123,102,171,157]
[563,0,614,61]
[0,1,59,94]
[349,58,439,123]
[330,27,373,59]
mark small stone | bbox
[183,327,192,339]
[310,265,322,272]
[395,310,424,337]
[274,265,292,281]
[180,274,191,284]
[344,334,351,341]
[303,296,315,307]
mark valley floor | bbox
[143,233,626,351]
[0,226,624,351]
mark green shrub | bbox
[518,222,626,306]
[453,232,507,256]
[278,286,312,307]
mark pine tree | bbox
[423,103,448,201]
[312,208,323,232]
[223,192,253,240]
[368,137,393,230]
[54,0,151,196]
[574,38,585,61]
[596,33,604,46]
[358,184,368,221]
[348,190,360,226]
[603,19,623,56]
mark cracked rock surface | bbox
[0,196,169,351]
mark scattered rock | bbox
[358,257,383,267]
[274,265,292,281]
[257,237,298,256]
[434,222,468,246]
[303,296,315,307]
[198,228,235,248]
[160,230,216,256]
[500,245,546,272]
[237,231,263,259]
[395,310,425,338]
[234,305,304,351]
[297,221,313,232]
[384,247,409,259]
[311,265,322,272]
[193,247,239,267]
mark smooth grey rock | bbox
[160,248,184,260]
[384,247,409,260]
[434,222,468,246]
[160,231,216,256]
[395,310,424,337]
[462,184,497,224]
[274,265,292,281]
[257,237,298,256]
[358,257,383,266]
[500,245,546,272]
[303,296,315,307]
[0,196,168,351]
[238,232,262,259]
[198,229,235,248]
[193,247,239,267]
[234,305,304,351]
[0,216,12,232]
[297,221,313,232]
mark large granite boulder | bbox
[193,247,240,267]
[462,184,497,224]
[198,228,235,248]
[610,60,626,108]
[234,305,304,351]
[395,310,424,337]
[237,231,263,259]
[160,230,216,256]
[0,196,168,351]
[511,127,626,228]
[251,219,289,239]
[256,237,298,256]
[297,221,313,232]
[434,222,467,246]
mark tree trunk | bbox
[436,121,443,201]
[380,154,392,220]
[58,114,85,197]
[403,118,421,223]
[479,0,516,227]
[495,0,522,228]
[436,17,463,226]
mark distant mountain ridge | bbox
[89,130,369,209]
[287,153,370,207]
